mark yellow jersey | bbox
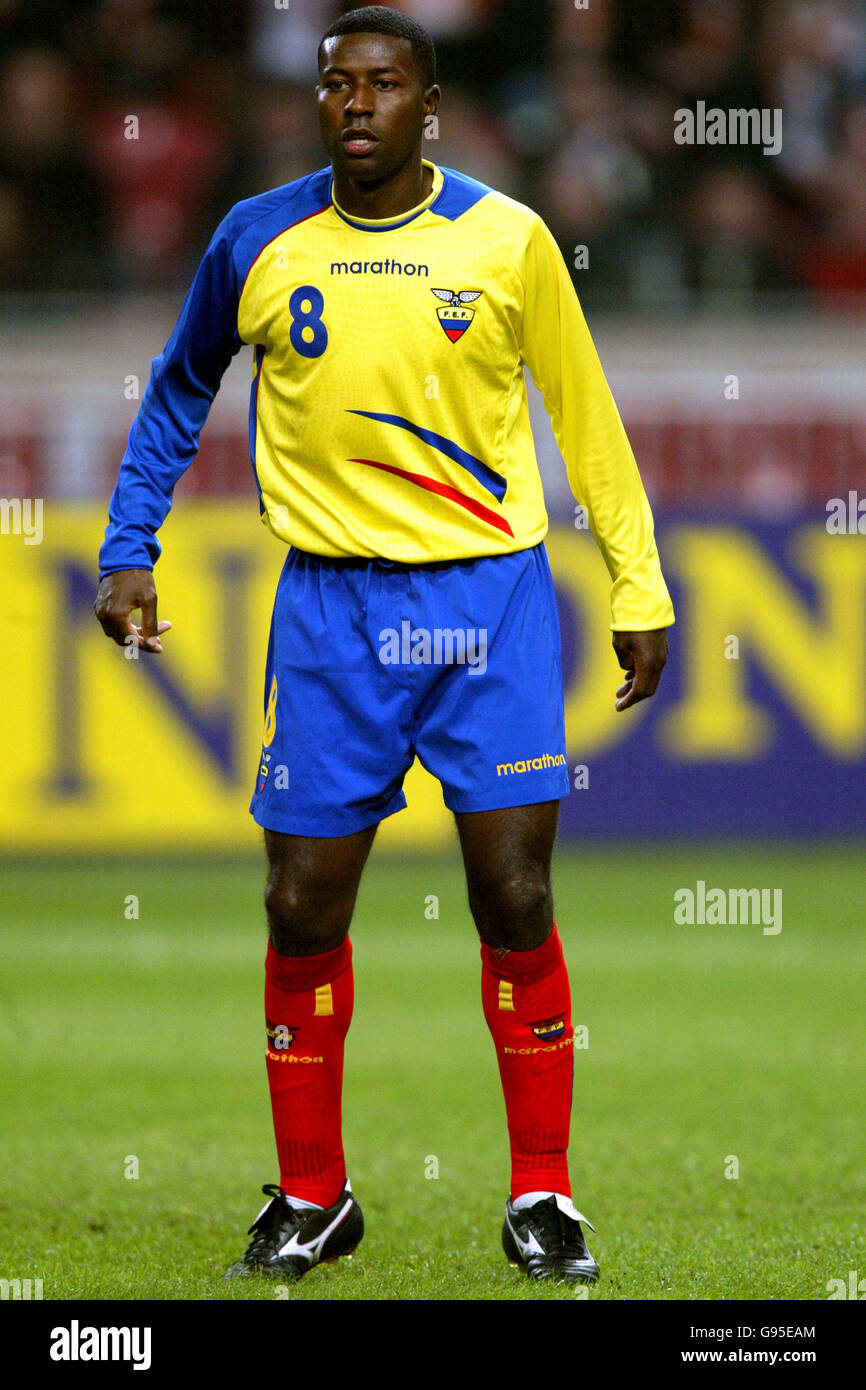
[100,159,674,630]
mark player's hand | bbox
[93,568,171,654]
[612,629,668,712]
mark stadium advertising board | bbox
[1,507,861,850]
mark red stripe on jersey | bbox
[349,458,515,538]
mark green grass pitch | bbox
[0,845,862,1301]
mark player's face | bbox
[317,33,437,182]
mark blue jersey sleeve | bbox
[98,214,243,577]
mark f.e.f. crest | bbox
[431,288,483,342]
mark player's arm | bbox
[518,215,674,709]
[94,213,244,652]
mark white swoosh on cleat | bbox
[275,1199,353,1266]
[505,1209,545,1258]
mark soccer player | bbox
[94,6,673,1285]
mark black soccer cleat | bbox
[502,1193,600,1284]
[224,1180,363,1281]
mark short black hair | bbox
[318,6,436,91]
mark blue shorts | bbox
[249,542,570,837]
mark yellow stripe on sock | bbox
[314,983,333,1016]
[498,979,514,1011]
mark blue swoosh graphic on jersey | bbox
[346,410,507,501]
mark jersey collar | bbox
[330,161,443,232]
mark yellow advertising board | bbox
[1,504,863,849]
[1,504,456,851]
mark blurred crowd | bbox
[1,0,865,309]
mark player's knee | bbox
[469,869,552,940]
[264,873,352,953]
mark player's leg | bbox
[263,824,375,1197]
[226,827,373,1280]
[456,799,572,1201]
[409,541,596,1280]
[455,799,558,951]
[228,550,415,1279]
[264,824,376,956]
[456,799,598,1282]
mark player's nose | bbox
[344,85,374,116]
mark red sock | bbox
[264,937,353,1207]
[481,925,573,1199]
